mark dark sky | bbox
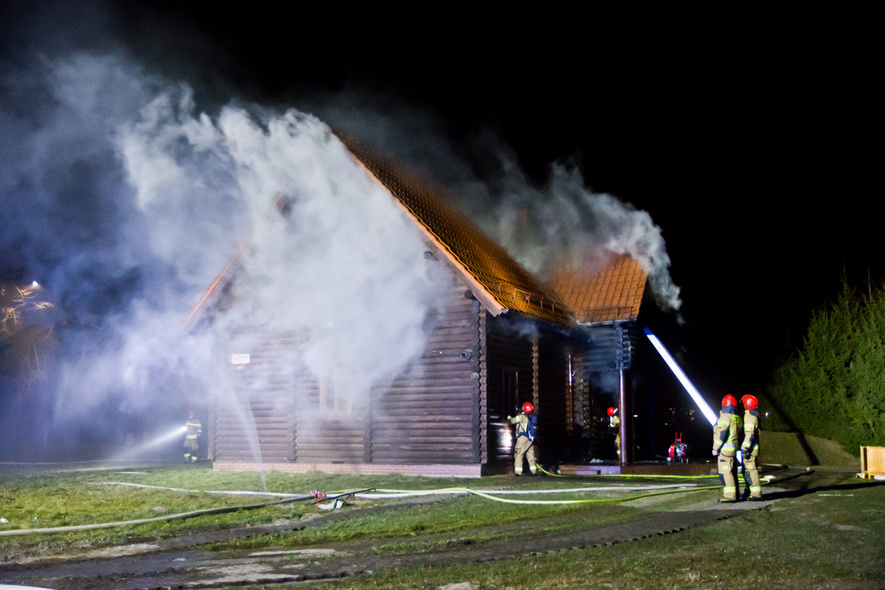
[2,2,880,397]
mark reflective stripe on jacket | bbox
[509,413,530,439]
[713,411,741,456]
[742,410,759,453]
[186,419,202,439]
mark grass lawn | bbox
[309,477,885,590]
[1,463,882,589]
[0,464,705,559]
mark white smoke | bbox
[311,100,682,312]
[2,42,681,457]
[113,61,446,413]
[174,106,443,400]
[488,163,682,311]
[2,51,448,441]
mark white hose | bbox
[360,483,701,499]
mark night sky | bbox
[2,3,880,403]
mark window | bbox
[318,378,353,418]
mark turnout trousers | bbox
[718,454,739,501]
[514,436,537,475]
[743,446,762,499]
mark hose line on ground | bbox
[0,474,772,536]
[367,485,722,505]
[536,465,721,479]
[0,494,310,537]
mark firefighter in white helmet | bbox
[183,410,202,463]
[712,395,742,502]
[740,394,763,501]
[508,402,538,476]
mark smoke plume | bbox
[314,102,682,311]
[0,52,451,456]
[484,160,682,311]
[0,7,680,459]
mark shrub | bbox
[767,280,885,454]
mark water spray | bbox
[643,327,717,426]
[109,425,188,462]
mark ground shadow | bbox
[762,477,884,501]
[761,390,820,465]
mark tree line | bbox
[766,280,885,455]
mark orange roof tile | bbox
[337,134,575,327]
[550,253,647,324]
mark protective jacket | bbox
[741,410,759,455]
[712,409,741,457]
[186,418,202,440]
[511,413,537,441]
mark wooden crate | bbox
[859,446,885,478]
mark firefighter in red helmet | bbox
[508,402,538,476]
[740,394,763,500]
[183,410,202,463]
[712,395,742,502]
[607,407,620,460]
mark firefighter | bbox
[740,394,763,500]
[508,402,538,476]
[607,407,620,460]
[712,395,742,502]
[183,410,202,463]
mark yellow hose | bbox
[536,465,718,479]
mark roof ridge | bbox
[334,132,576,327]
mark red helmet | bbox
[188,410,195,418]
[741,395,758,410]
[522,402,534,414]
[607,407,617,417]
[721,395,737,408]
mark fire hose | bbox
[365,484,721,505]
[0,493,312,537]
[535,465,723,479]
[0,473,775,537]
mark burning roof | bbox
[550,253,647,324]
[182,132,646,331]
[336,133,575,326]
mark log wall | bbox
[371,280,482,464]
[485,316,536,464]
[207,278,604,472]
[210,272,485,468]
[212,331,300,463]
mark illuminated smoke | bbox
[313,101,682,312]
[1,42,680,459]
[486,163,682,311]
[2,52,447,455]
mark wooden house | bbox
[550,255,648,463]
[182,134,648,477]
